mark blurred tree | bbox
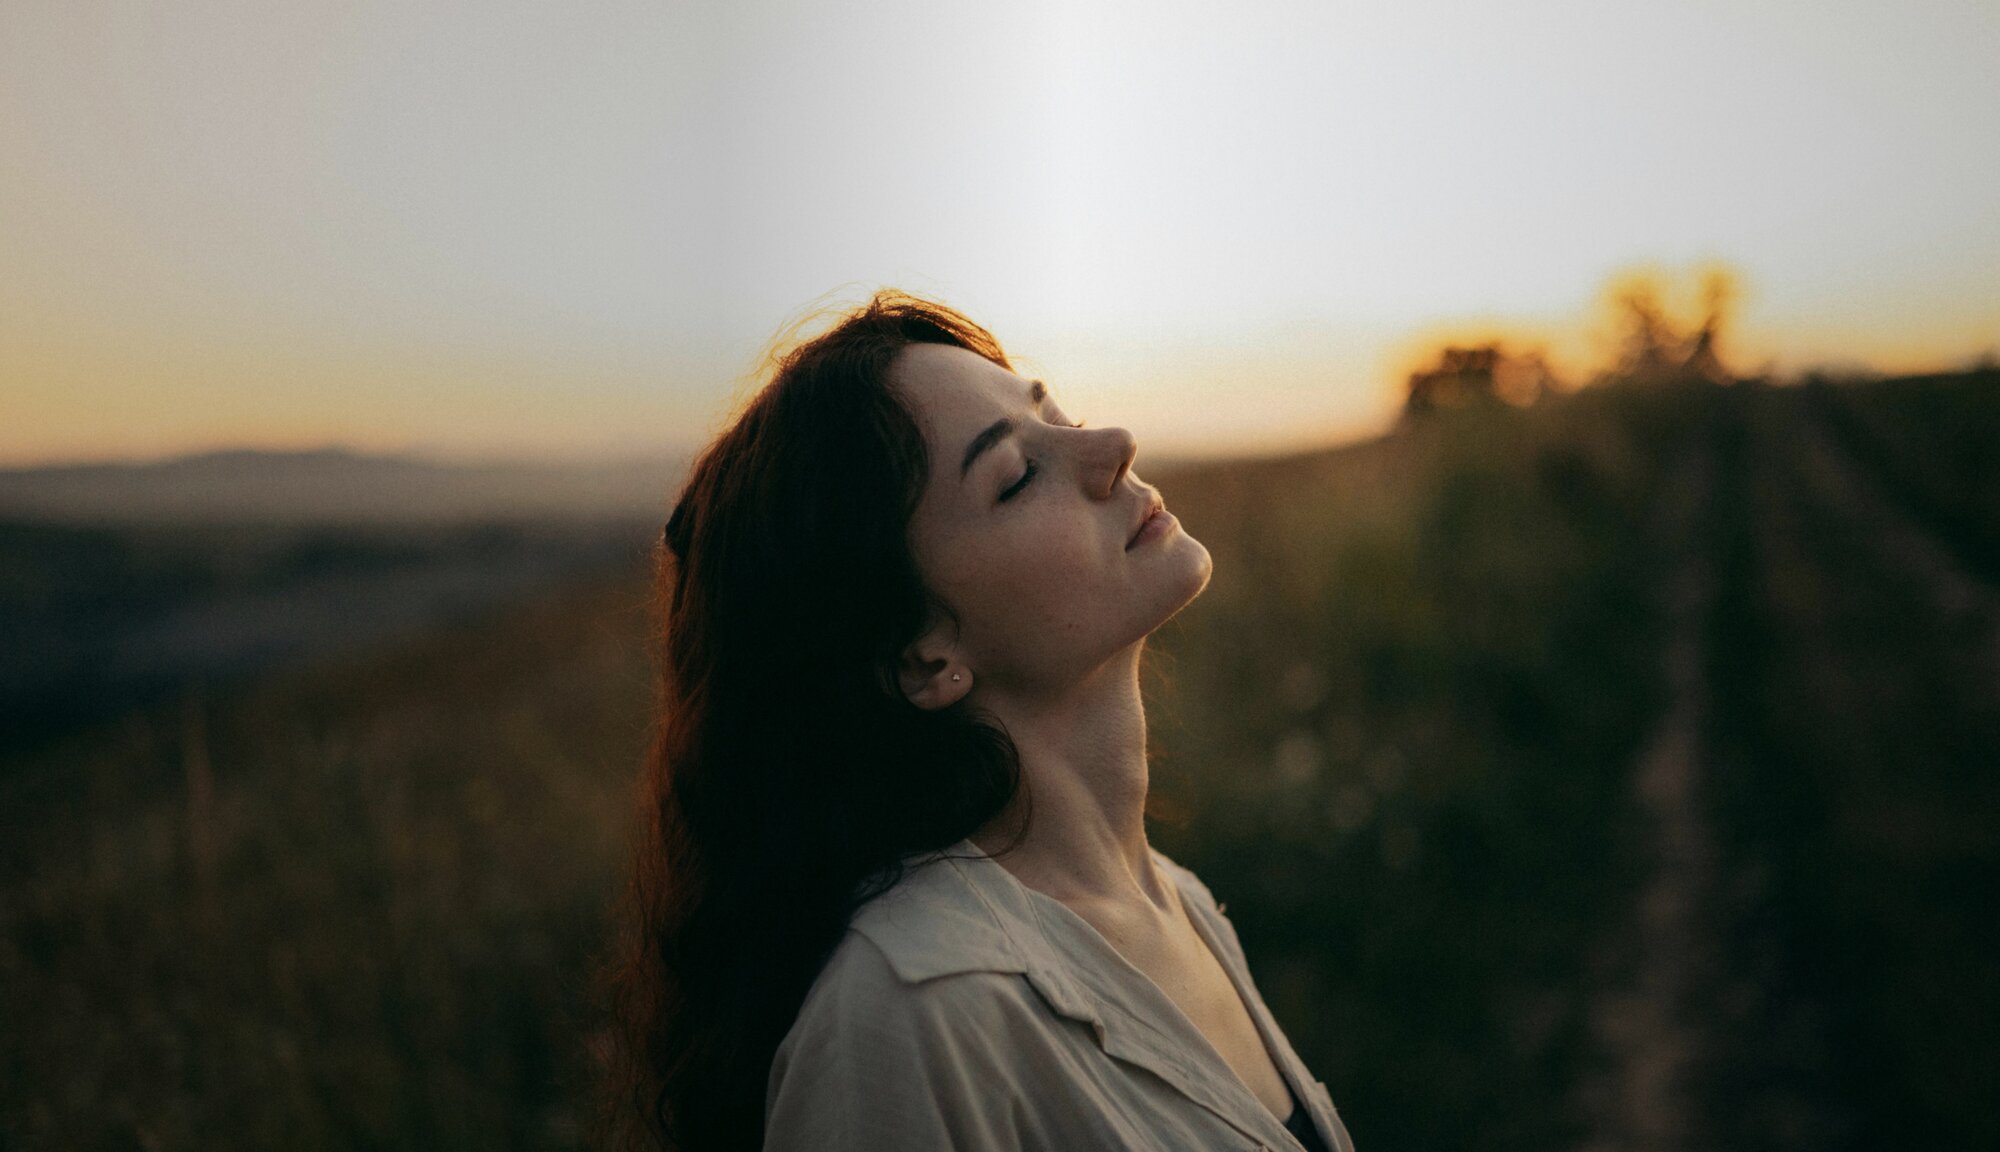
[1403,344,1559,419]
[1598,266,1741,387]
[1683,268,1739,384]
[1400,264,1743,423]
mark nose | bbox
[1084,424,1138,499]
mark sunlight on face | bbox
[889,342,1212,697]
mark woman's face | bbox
[888,341,1212,706]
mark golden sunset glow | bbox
[4,1,1996,466]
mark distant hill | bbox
[0,446,694,524]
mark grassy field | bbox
[3,370,1994,1151]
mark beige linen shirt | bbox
[764,837,1358,1151]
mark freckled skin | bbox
[889,342,1212,707]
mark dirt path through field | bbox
[1573,437,1720,1152]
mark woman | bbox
[601,291,1356,1151]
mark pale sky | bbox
[4,0,1996,466]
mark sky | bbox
[3,0,1997,466]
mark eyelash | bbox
[999,419,1085,502]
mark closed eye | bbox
[996,419,1084,503]
[1000,460,1037,501]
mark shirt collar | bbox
[849,836,1331,1150]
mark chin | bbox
[1150,535,1214,624]
[1178,536,1214,598]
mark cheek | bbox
[963,517,1116,626]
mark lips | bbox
[1126,493,1166,550]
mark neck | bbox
[967,642,1173,912]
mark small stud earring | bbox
[951,673,962,682]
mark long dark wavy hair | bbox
[597,290,1035,1151]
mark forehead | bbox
[889,343,1036,523]
[887,342,1029,434]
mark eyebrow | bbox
[959,379,1047,481]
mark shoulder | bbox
[843,848,1032,983]
[767,915,1054,1142]
[778,933,1031,1076]
[766,930,1046,1150]
[793,921,1036,1037]
[779,852,1040,1055]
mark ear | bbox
[895,616,973,711]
